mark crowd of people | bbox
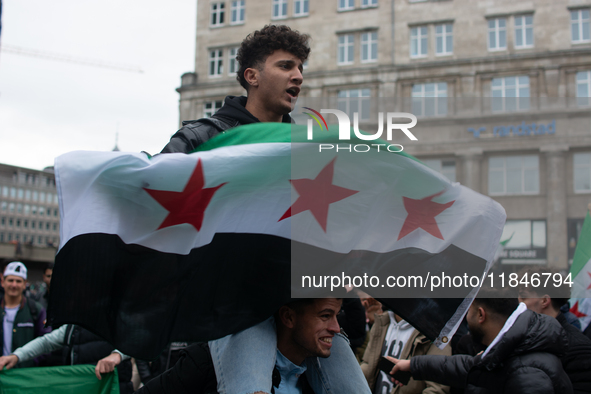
[0,258,590,393]
[0,24,590,393]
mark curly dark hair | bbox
[236,25,311,91]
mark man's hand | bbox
[360,297,383,325]
[0,355,19,370]
[95,352,122,380]
[385,357,411,386]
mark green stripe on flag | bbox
[0,364,119,394]
[571,211,591,279]
[190,123,421,164]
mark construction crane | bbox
[0,44,144,74]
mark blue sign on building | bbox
[468,120,556,138]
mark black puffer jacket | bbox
[556,312,591,394]
[410,310,573,394]
[161,96,291,154]
[64,325,134,394]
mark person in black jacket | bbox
[389,290,573,394]
[517,269,591,394]
[161,24,307,155]
[158,24,371,394]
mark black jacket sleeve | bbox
[410,354,474,388]
[135,343,217,394]
[161,120,226,154]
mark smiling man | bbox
[0,262,50,368]
[136,298,344,394]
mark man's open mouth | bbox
[320,337,333,344]
[286,87,300,98]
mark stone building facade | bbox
[177,0,591,270]
[0,164,60,248]
[0,164,60,281]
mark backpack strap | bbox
[26,297,39,322]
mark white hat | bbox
[4,261,27,281]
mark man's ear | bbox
[278,306,297,329]
[540,295,552,310]
[477,306,486,324]
[244,67,259,88]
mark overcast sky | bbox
[0,0,197,170]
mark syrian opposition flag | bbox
[48,123,506,359]
[569,210,591,331]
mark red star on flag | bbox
[279,158,358,232]
[398,190,455,240]
[570,301,588,318]
[144,159,226,231]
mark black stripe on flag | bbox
[48,233,485,359]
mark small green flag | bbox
[0,364,119,394]
[569,211,591,331]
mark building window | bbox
[489,155,539,195]
[294,0,309,16]
[272,0,287,19]
[574,153,591,193]
[228,47,239,75]
[361,0,377,7]
[338,34,355,65]
[0,202,5,211]
[1,187,7,197]
[491,76,529,112]
[17,189,23,199]
[209,49,224,77]
[361,32,378,63]
[576,70,591,106]
[571,9,590,43]
[230,1,245,24]
[204,101,223,118]
[338,0,355,11]
[435,23,453,56]
[17,204,22,214]
[410,26,428,58]
[337,89,371,121]
[10,187,16,198]
[25,190,30,200]
[211,2,225,26]
[514,14,533,48]
[423,159,456,182]
[8,203,14,213]
[411,83,447,117]
[488,18,507,51]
